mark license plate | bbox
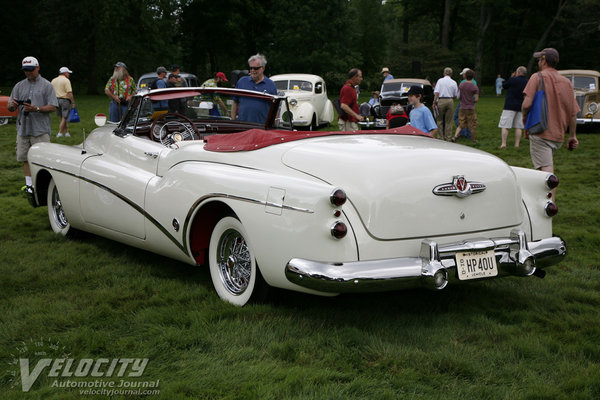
[456,249,498,280]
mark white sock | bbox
[25,176,32,186]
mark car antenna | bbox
[81,128,86,154]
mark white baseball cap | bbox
[59,67,73,74]
[22,56,39,71]
[460,67,471,75]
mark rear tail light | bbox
[330,221,347,239]
[330,188,347,207]
[545,202,558,217]
[546,174,559,190]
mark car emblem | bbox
[432,175,486,198]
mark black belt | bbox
[439,97,453,99]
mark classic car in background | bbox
[27,86,566,306]
[271,73,334,130]
[0,92,18,125]
[558,69,599,125]
[137,72,199,90]
[359,78,434,129]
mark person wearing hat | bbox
[201,72,229,116]
[368,90,380,106]
[7,56,58,191]
[406,86,437,135]
[522,48,579,200]
[104,61,137,122]
[150,66,168,111]
[51,66,75,138]
[452,69,479,143]
[170,64,186,87]
[381,67,394,82]
[202,71,228,88]
[452,68,478,140]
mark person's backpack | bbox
[150,78,160,90]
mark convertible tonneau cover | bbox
[203,126,432,152]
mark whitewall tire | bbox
[208,216,266,306]
[47,178,75,237]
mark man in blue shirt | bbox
[232,54,277,123]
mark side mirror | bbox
[94,113,107,126]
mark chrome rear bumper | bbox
[285,230,566,293]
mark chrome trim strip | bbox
[33,163,313,259]
[285,230,566,293]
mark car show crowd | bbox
[5,48,581,198]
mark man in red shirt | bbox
[338,68,364,131]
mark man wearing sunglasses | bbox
[231,53,277,123]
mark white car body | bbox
[27,87,566,306]
[271,73,334,129]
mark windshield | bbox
[381,82,418,96]
[571,76,597,91]
[274,80,313,92]
[118,89,292,137]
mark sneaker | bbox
[65,132,71,137]
[57,133,63,138]
[21,185,36,206]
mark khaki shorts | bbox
[498,109,524,129]
[529,134,562,169]
[338,119,358,131]
[16,134,50,162]
[458,108,477,130]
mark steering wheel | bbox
[150,112,200,145]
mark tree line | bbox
[2,0,598,95]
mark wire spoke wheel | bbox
[208,216,267,306]
[217,229,252,295]
[47,178,76,237]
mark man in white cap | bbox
[7,56,58,191]
[51,66,75,138]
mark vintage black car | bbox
[360,78,434,129]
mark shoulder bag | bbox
[524,72,548,134]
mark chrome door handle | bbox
[144,152,158,159]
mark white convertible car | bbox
[271,73,334,130]
[27,87,566,306]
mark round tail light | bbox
[546,174,559,190]
[545,202,558,217]
[330,221,347,239]
[330,188,347,207]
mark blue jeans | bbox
[109,100,129,122]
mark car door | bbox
[79,134,164,239]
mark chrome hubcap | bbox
[217,229,251,295]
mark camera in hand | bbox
[118,97,129,106]
[17,99,32,115]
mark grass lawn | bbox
[0,91,599,399]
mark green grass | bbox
[1,93,599,399]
